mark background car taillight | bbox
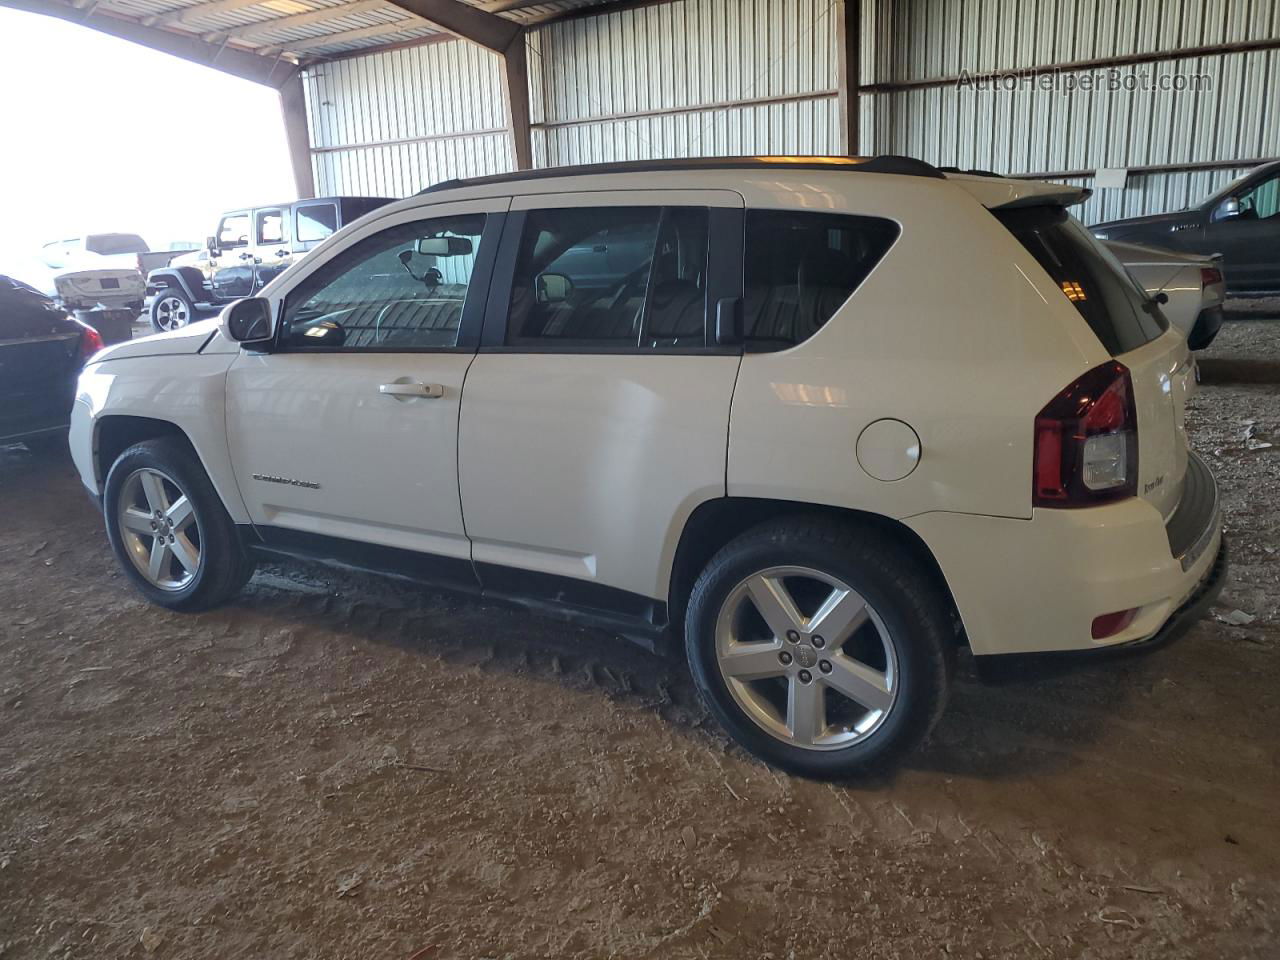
[1200,266,1223,287]
[77,324,105,364]
[1033,361,1138,507]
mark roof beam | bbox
[0,0,294,86]
[263,17,423,55]
[143,0,268,28]
[203,0,388,42]
[382,0,517,53]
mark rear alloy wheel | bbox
[685,519,953,778]
[104,438,254,610]
[714,566,899,749]
[151,289,193,333]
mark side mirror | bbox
[1153,291,1169,305]
[536,272,573,304]
[206,235,220,256]
[1214,197,1241,222]
[220,297,273,347]
[416,236,473,257]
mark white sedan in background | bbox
[1105,240,1226,349]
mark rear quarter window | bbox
[743,210,899,351]
[995,205,1167,356]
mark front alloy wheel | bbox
[103,437,255,611]
[117,467,202,590]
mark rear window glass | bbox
[86,234,148,256]
[296,203,338,243]
[995,206,1167,355]
[743,210,899,351]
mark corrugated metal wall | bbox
[301,40,514,197]
[298,0,1276,225]
[526,0,840,165]
[865,0,1280,222]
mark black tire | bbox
[103,437,255,611]
[685,518,954,779]
[150,286,195,333]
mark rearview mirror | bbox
[1214,197,1241,222]
[536,272,573,304]
[220,297,273,348]
[416,236,473,257]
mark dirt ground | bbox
[2,331,1279,959]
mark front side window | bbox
[506,206,709,349]
[218,214,250,249]
[296,203,338,243]
[280,214,484,351]
[743,210,900,350]
[256,209,286,245]
[1237,173,1280,220]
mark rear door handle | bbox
[379,381,444,399]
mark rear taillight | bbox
[1200,266,1223,287]
[1033,361,1138,508]
[78,324,105,363]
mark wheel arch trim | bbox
[666,497,965,646]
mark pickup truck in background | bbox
[1093,159,1280,293]
[39,233,197,315]
[41,233,196,278]
[145,196,393,332]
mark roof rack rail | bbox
[418,154,945,194]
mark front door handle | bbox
[275,248,289,257]
[239,252,254,261]
[379,381,445,399]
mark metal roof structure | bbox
[0,0,629,72]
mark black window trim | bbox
[270,210,506,355]
[478,205,745,356]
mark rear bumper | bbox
[907,451,1224,656]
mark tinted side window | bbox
[996,205,1166,356]
[506,206,709,349]
[743,210,899,350]
[296,203,338,243]
[281,214,484,351]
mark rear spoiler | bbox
[944,172,1092,209]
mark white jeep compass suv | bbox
[70,156,1225,778]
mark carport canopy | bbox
[0,0,641,194]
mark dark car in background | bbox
[145,196,394,332]
[1092,160,1280,293]
[0,275,102,451]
